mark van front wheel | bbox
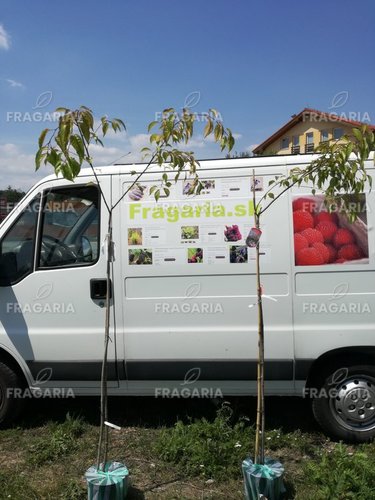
[312,365,375,442]
[0,362,24,426]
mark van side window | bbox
[38,186,99,268]
[0,195,40,285]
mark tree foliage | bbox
[36,106,234,202]
[258,125,375,219]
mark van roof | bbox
[36,151,375,184]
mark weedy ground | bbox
[0,396,374,499]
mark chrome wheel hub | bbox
[332,375,375,431]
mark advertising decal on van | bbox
[292,194,369,266]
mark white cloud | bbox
[0,128,231,191]
[0,24,10,50]
[6,78,25,89]
[0,143,44,191]
[247,144,259,153]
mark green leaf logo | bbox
[329,91,349,110]
[184,283,201,299]
[184,91,200,109]
[181,367,201,385]
[34,283,53,301]
[330,282,349,301]
[33,91,53,110]
[327,367,348,386]
[35,367,53,385]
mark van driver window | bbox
[0,195,40,285]
[38,186,99,268]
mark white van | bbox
[0,155,374,442]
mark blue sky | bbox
[0,0,374,189]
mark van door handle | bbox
[90,279,112,300]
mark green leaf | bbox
[38,128,49,148]
[35,148,45,170]
[148,121,158,132]
[352,128,363,142]
[150,134,160,143]
[102,121,109,136]
[80,121,90,143]
[203,120,213,138]
[68,157,81,177]
[71,134,85,162]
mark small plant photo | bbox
[181,225,199,240]
[188,248,203,263]
[128,248,153,265]
[201,179,215,191]
[128,183,146,201]
[224,224,242,242]
[230,245,248,263]
[128,228,143,246]
[251,177,263,191]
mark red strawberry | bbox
[296,247,325,266]
[338,244,362,261]
[293,211,314,233]
[325,244,337,263]
[312,242,330,264]
[300,228,324,245]
[294,233,309,254]
[315,221,338,243]
[293,197,318,213]
[335,258,346,264]
[314,211,339,225]
[333,228,355,248]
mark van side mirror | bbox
[0,252,18,286]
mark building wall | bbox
[261,120,354,156]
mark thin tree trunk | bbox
[97,212,113,470]
[253,172,265,465]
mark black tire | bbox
[0,361,24,426]
[312,364,375,443]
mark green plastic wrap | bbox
[85,461,129,500]
[242,457,285,499]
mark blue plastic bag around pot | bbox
[85,461,129,500]
[242,457,285,499]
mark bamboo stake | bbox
[253,170,265,465]
[97,212,113,470]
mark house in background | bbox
[252,108,375,156]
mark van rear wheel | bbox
[312,364,375,442]
[0,361,24,426]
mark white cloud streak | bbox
[6,79,25,89]
[0,24,10,50]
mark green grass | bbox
[155,404,253,479]
[27,413,87,465]
[0,402,374,499]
